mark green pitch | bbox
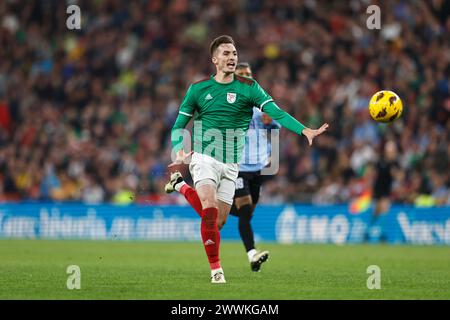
[0,239,449,299]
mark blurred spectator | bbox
[0,0,448,206]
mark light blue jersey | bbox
[239,107,281,172]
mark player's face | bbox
[385,141,397,160]
[212,43,237,74]
[235,67,252,78]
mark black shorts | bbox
[234,171,267,205]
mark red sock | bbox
[180,184,203,217]
[201,207,221,270]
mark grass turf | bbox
[0,239,449,299]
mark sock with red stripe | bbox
[201,207,221,270]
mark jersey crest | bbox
[227,92,237,104]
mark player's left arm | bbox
[251,81,328,145]
[169,84,197,167]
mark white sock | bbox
[174,181,186,192]
[247,249,257,262]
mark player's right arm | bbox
[169,85,196,166]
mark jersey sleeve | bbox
[249,80,274,110]
[261,101,306,136]
[178,84,197,117]
[171,114,191,152]
[171,85,197,152]
[250,81,305,135]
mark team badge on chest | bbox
[227,92,237,104]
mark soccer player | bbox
[366,141,399,241]
[229,62,279,272]
[166,35,328,283]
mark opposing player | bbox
[229,62,279,272]
[166,35,328,283]
[365,141,399,241]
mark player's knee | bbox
[200,197,218,209]
[205,203,218,210]
[235,196,252,209]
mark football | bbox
[368,90,403,123]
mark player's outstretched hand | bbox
[301,123,329,146]
[168,150,193,168]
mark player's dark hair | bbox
[209,35,235,56]
[236,62,251,70]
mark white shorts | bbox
[189,152,239,205]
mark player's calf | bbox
[165,171,204,217]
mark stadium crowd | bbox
[0,0,449,206]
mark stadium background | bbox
[0,0,449,206]
[0,0,448,241]
[0,0,449,300]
